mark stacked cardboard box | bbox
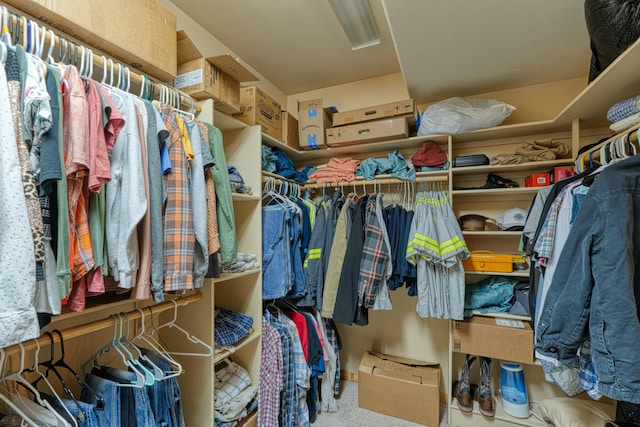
[298,99,333,150]
[326,99,417,147]
[236,86,282,139]
[174,31,258,115]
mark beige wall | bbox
[286,73,409,114]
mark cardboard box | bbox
[4,0,177,81]
[332,99,417,127]
[281,112,300,149]
[326,117,409,147]
[236,86,282,139]
[553,166,575,183]
[452,316,534,364]
[525,173,551,187]
[358,351,441,426]
[298,99,332,150]
[175,31,258,115]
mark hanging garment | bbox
[407,191,468,320]
[160,105,195,291]
[321,194,356,318]
[536,154,640,404]
[186,121,209,289]
[204,123,237,264]
[259,318,283,427]
[0,59,39,348]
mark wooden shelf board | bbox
[213,329,261,365]
[463,231,522,237]
[450,401,547,427]
[453,187,544,196]
[232,193,260,202]
[452,159,573,176]
[215,269,261,284]
[465,269,530,278]
[214,112,249,132]
[261,132,301,159]
[470,311,532,322]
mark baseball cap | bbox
[498,208,527,231]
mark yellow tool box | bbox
[463,250,514,273]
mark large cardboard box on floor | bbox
[174,31,258,115]
[4,0,177,81]
[298,99,332,150]
[358,351,441,426]
[452,316,534,364]
[326,116,409,147]
[332,99,417,127]
[236,86,282,139]
[281,111,300,149]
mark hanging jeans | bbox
[263,204,292,299]
[142,349,186,427]
[83,374,121,426]
[286,205,307,299]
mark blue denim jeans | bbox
[82,374,120,426]
[287,206,307,299]
[97,366,157,427]
[42,393,100,427]
[263,204,292,299]
[142,348,186,427]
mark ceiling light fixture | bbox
[328,0,380,50]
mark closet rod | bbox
[2,293,202,358]
[0,5,200,113]
[302,174,448,189]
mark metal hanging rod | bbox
[0,4,200,113]
[302,174,448,190]
[1,293,203,358]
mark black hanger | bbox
[49,330,105,411]
[29,332,87,424]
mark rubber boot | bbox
[455,355,476,413]
[477,357,495,417]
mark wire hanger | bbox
[149,299,213,357]
[132,307,184,380]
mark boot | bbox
[476,357,495,417]
[455,355,476,413]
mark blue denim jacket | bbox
[535,154,640,404]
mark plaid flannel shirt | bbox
[358,196,390,308]
[259,319,283,427]
[267,313,297,427]
[160,106,195,291]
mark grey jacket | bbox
[535,154,640,404]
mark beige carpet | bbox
[313,380,456,427]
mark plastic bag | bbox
[417,97,515,136]
[585,0,640,82]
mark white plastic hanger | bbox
[25,339,78,427]
[82,315,147,388]
[131,308,184,380]
[149,299,213,357]
[0,345,71,427]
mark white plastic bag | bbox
[417,97,516,135]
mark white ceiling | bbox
[169,0,592,104]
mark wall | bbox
[286,73,409,114]
[161,0,287,107]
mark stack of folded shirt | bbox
[214,359,258,426]
[214,306,254,347]
[308,157,361,183]
[220,252,260,273]
[228,166,253,194]
[608,95,640,132]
